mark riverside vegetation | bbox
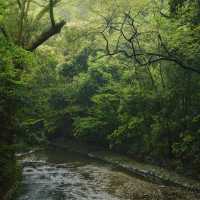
[0,0,200,199]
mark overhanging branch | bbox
[100,12,200,74]
[26,20,66,51]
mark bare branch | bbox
[100,11,200,74]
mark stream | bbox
[17,147,200,200]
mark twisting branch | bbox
[100,11,200,74]
[101,31,133,58]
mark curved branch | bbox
[100,12,200,74]
[26,20,66,51]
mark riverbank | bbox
[17,147,200,200]
[49,139,200,193]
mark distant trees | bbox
[14,0,200,177]
[47,0,200,175]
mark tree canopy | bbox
[1,0,200,198]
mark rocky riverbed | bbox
[16,148,200,200]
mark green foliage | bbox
[0,37,31,197]
[50,0,200,174]
[21,0,200,173]
[1,2,200,196]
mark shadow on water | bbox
[17,148,200,200]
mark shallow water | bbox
[17,148,200,200]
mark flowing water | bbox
[17,148,200,200]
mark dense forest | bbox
[1,0,200,199]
